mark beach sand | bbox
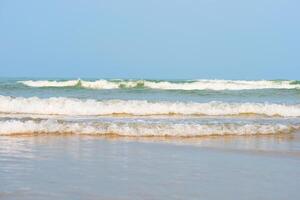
[1,134,300,200]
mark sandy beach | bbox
[1,134,300,200]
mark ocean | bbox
[1,78,300,199]
[0,78,300,136]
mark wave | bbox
[0,119,297,136]
[1,95,300,117]
[20,80,80,87]
[19,79,300,90]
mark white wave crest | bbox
[143,80,300,90]
[0,119,297,136]
[1,95,300,117]
[19,79,300,90]
[19,80,80,87]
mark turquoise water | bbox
[0,78,300,136]
[1,78,300,103]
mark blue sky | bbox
[0,0,299,79]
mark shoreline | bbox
[1,130,300,199]
[2,132,300,158]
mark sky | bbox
[0,0,299,79]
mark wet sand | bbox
[1,134,300,200]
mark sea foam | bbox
[19,79,300,90]
[0,119,296,136]
[1,95,300,117]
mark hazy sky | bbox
[0,0,299,79]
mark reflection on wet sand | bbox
[1,133,300,200]
[4,131,300,158]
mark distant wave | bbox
[19,79,300,90]
[20,80,80,87]
[0,119,297,136]
[1,95,300,117]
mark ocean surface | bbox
[1,78,300,199]
[0,78,300,136]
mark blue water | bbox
[1,78,300,103]
[0,78,300,137]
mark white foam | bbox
[19,79,300,90]
[0,119,296,136]
[19,80,80,87]
[80,80,120,89]
[1,95,300,117]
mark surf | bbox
[19,79,300,90]
[0,119,297,136]
[1,95,300,117]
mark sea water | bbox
[0,78,300,199]
[1,78,300,136]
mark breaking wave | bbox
[19,79,300,90]
[1,95,300,117]
[0,119,297,136]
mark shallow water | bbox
[1,135,300,200]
